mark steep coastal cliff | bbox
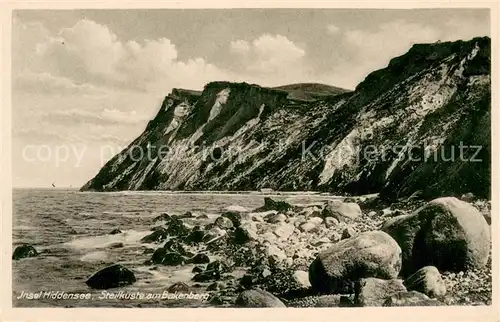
[81,37,491,200]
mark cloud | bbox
[323,18,489,88]
[230,39,251,55]
[13,18,228,93]
[344,19,439,59]
[228,34,314,86]
[12,18,53,73]
[13,71,106,96]
[14,127,129,144]
[442,17,490,40]
[231,34,306,73]
[324,20,442,88]
[13,128,72,143]
[326,24,341,34]
[44,108,150,126]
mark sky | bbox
[11,9,490,188]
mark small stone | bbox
[235,289,286,307]
[232,226,253,244]
[178,211,195,219]
[293,270,311,288]
[167,282,190,293]
[308,217,324,225]
[192,270,220,282]
[461,192,475,203]
[300,222,317,233]
[266,213,287,224]
[382,197,490,274]
[355,278,407,307]
[151,249,185,266]
[108,242,124,249]
[215,216,234,229]
[341,227,357,240]
[265,244,287,263]
[274,223,295,240]
[153,213,171,223]
[329,232,341,243]
[383,291,442,306]
[207,282,222,291]
[109,229,122,235]
[312,237,331,247]
[206,260,230,273]
[163,239,190,256]
[221,211,242,227]
[141,228,169,243]
[322,200,362,221]
[202,227,227,244]
[404,266,446,298]
[262,268,272,278]
[259,197,294,212]
[292,215,307,227]
[188,253,210,264]
[325,217,339,228]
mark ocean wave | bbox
[225,205,249,212]
[64,229,150,250]
[133,265,195,288]
[80,250,109,262]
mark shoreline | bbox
[14,187,378,199]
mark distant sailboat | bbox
[51,182,56,188]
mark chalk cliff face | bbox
[81,37,490,200]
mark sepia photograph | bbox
[2,2,497,318]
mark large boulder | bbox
[308,231,402,293]
[86,264,136,289]
[382,197,490,275]
[235,289,286,307]
[383,291,442,306]
[354,278,407,307]
[12,244,38,260]
[321,200,361,221]
[404,266,446,298]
